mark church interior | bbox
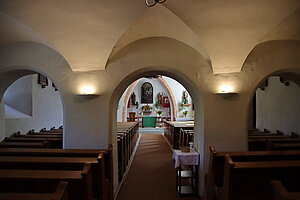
[0,0,300,200]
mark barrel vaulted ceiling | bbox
[0,0,299,73]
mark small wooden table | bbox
[172,150,199,196]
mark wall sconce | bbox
[77,86,99,98]
[215,84,238,97]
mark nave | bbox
[117,133,199,200]
[1,1,300,199]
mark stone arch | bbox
[109,67,205,194]
[0,41,73,147]
[106,35,212,195]
[242,40,300,148]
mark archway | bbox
[242,40,300,151]
[0,68,64,146]
[247,69,300,150]
[109,68,205,197]
[119,76,184,122]
[3,73,63,140]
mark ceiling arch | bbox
[1,0,299,73]
[107,4,210,67]
[0,12,52,48]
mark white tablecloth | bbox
[172,149,199,168]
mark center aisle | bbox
[116,133,200,200]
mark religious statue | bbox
[182,90,189,104]
[131,92,136,105]
[156,92,163,105]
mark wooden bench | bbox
[0,146,113,200]
[248,136,300,151]
[218,156,300,200]
[0,163,93,200]
[0,141,50,148]
[117,136,125,182]
[271,180,300,200]
[4,137,62,148]
[0,155,105,200]
[40,128,63,133]
[179,129,194,148]
[28,130,63,136]
[117,122,139,183]
[12,133,62,139]
[0,181,68,200]
[269,143,300,150]
[206,146,300,200]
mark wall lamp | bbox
[215,84,238,97]
[145,0,166,7]
[77,86,99,98]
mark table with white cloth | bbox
[172,150,200,195]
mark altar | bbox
[142,116,157,128]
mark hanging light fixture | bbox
[145,0,166,7]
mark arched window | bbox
[141,82,153,103]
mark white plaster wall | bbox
[5,74,63,136]
[4,75,32,116]
[117,87,127,122]
[256,76,300,134]
[163,76,194,118]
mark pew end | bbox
[271,180,300,200]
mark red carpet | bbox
[116,133,200,200]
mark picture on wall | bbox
[162,96,170,107]
[38,74,48,88]
[141,82,153,104]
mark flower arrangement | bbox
[156,110,163,116]
[183,110,188,117]
[142,104,153,111]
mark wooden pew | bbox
[0,155,105,200]
[271,180,300,200]
[117,136,125,182]
[206,146,300,200]
[249,137,300,151]
[0,181,68,200]
[179,129,194,147]
[0,146,113,200]
[164,121,194,149]
[4,137,62,148]
[0,163,93,200]
[269,143,300,150]
[29,132,63,136]
[249,131,283,137]
[117,130,129,167]
[0,141,50,148]
[40,127,63,133]
[27,129,63,136]
[116,122,139,183]
[218,155,300,200]
[12,132,62,139]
